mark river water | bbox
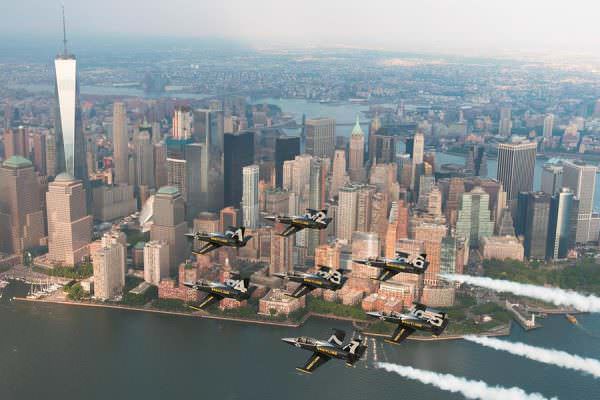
[1,283,599,400]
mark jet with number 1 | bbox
[264,208,332,237]
[282,329,367,374]
[273,266,348,298]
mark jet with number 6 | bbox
[353,251,429,281]
[183,272,255,309]
[366,302,449,344]
[264,208,332,237]
[282,329,367,374]
[273,266,348,298]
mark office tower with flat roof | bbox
[337,185,358,242]
[466,144,487,177]
[356,184,376,232]
[154,141,168,188]
[46,173,92,266]
[414,222,447,287]
[166,157,187,203]
[134,130,154,188]
[269,231,293,276]
[456,187,495,248]
[498,107,512,136]
[45,133,57,178]
[330,149,348,198]
[541,164,563,196]
[112,102,129,184]
[4,127,27,159]
[0,156,44,255]
[150,186,188,273]
[242,164,260,229]
[274,136,300,188]
[562,160,597,242]
[172,106,193,140]
[307,158,327,255]
[543,113,554,139]
[305,117,335,160]
[349,116,366,182]
[93,231,126,300]
[32,132,47,175]
[224,131,254,207]
[184,142,203,219]
[520,192,551,259]
[53,13,86,181]
[547,188,577,260]
[496,140,537,203]
[193,108,224,212]
[144,240,170,285]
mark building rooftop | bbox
[2,155,32,169]
[156,186,180,196]
[54,172,76,182]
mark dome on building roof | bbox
[157,186,180,196]
[2,155,33,169]
[54,172,76,182]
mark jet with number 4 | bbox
[273,266,348,298]
[185,226,252,255]
[353,251,429,281]
[264,208,332,237]
[282,329,367,374]
[366,302,449,344]
[183,273,255,309]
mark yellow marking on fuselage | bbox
[304,278,323,286]
[319,348,339,357]
[211,288,230,295]
[306,355,320,370]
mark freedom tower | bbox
[53,7,87,182]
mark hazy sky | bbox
[2,0,599,55]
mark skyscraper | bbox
[166,157,187,201]
[112,102,129,184]
[496,140,537,203]
[547,188,577,260]
[150,186,188,273]
[143,240,170,285]
[242,164,260,229]
[133,129,154,188]
[305,117,335,160]
[520,192,551,260]
[0,156,45,255]
[330,149,348,197]
[224,131,254,207]
[562,160,597,242]
[465,144,487,177]
[184,143,203,219]
[172,106,193,140]
[53,12,87,181]
[3,127,27,159]
[32,132,47,175]
[307,158,327,255]
[93,231,126,300]
[337,185,358,242]
[543,113,554,139]
[348,116,366,182]
[46,173,92,266]
[541,163,563,196]
[498,107,512,137]
[274,136,300,188]
[456,187,495,248]
[269,231,293,276]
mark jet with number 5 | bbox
[353,251,429,281]
[264,208,332,237]
[273,266,348,298]
[366,302,449,344]
[183,272,255,309]
[282,329,367,374]
[185,226,252,255]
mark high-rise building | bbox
[166,157,187,201]
[53,19,87,181]
[370,133,397,164]
[4,127,27,159]
[242,165,260,229]
[144,240,170,285]
[112,102,129,184]
[150,186,188,273]
[134,130,154,188]
[562,160,597,242]
[356,184,376,232]
[91,184,136,222]
[0,156,45,255]
[193,108,224,212]
[543,113,554,139]
[220,206,240,231]
[305,118,335,160]
[456,187,495,248]
[414,222,447,287]
[224,131,254,207]
[349,116,365,182]
[406,132,424,165]
[307,158,328,255]
[183,143,203,219]
[269,231,293,275]
[154,141,168,189]
[337,185,359,242]
[496,140,537,203]
[541,163,563,196]
[274,136,300,188]
[498,107,512,136]
[172,106,193,140]
[465,144,487,177]
[45,133,57,178]
[46,173,92,266]
[518,192,551,259]
[330,149,348,198]
[93,231,126,300]
[547,188,577,260]
[32,132,47,176]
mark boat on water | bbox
[565,314,578,324]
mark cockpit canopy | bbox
[297,336,316,345]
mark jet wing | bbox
[193,242,222,255]
[296,352,331,374]
[386,325,416,344]
[197,294,222,309]
[279,224,303,237]
[287,284,316,299]
[374,268,399,282]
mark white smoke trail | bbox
[376,362,557,400]
[464,335,600,379]
[440,274,600,313]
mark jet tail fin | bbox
[327,329,346,346]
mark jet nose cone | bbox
[281,337,297,346]
[366,311,381,318]
[264,215,277,222]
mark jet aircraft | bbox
[273,266,348,298]
[282,329,367,373]
[185,226,252,255]
[353,251,428,281]
[366,302,449,344]
[264,208,332,237]
[183,273,255,309]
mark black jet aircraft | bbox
[366,302,449,344]
[282,329,367,374]
[273,266,348,298]
[183,273,255,309]
[185,226,252,255]
[353,251,429,281]
[264,208,332,237]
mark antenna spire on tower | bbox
[61,4,68,56]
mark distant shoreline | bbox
[13,296,511,341]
